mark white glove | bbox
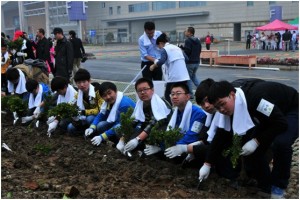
[33,106,41,118]
[47,120,58,136]
[185,153,195,162]
[85,128,94,136]
[199,163,211,182]
[79,115,86,120]
[240,139,259,156]
[149,64,157,71]
[124,138,139,152]
[91,136,103,146]
[13,112,18,120]
[47,116,56,125]
[164,144,188,159]
[21,116,33,123]
[17,52,27,57]
[144,145,162,156]
[116,139,125,154]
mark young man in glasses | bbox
[116,77,172,155]
[199,80,298,198]
[143,82,206,160]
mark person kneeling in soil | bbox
[116,77,172,155]
[199,80,298,198]
[47,76,78,136]
[67,69,104,135]
[6,67,29,100]
[143,82,207,161]
[21,79,50,124]
[84,81,136,146]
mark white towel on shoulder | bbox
[77,84,95,110]
[57,84,77,105]
[28,84,43,109]
[167,101,192,133]
[142,31,160,46]
[206,88,255,142]
[100,91,124,123]
[132,93,170,122]
[7,69,27,94]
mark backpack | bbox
[205,36,211,44]
[15,59,49,85]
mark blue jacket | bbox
[176,105,207,144]
[91,96,135,138]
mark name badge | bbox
[256,99,274,117]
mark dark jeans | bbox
[271,108,299,189]
[246,40,251,49]
[141,61,162,81]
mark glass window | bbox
[152,1,176,11]
[101,2,105,8]
[246,1,254,6]
[109,7,113,15]
[128,3,149,13]
[179,1,207,8]
[117,6,121,14]
[269,1,276,5]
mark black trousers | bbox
[141,61,162,81]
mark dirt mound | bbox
[1,113,298,199]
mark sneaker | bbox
[271,185,285,199]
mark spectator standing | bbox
[1,41,11,95]
[210,34,214,44]
[276,32,281,50]
[205,33,211,50]
[282,29,291,51]
[33,28,52,73]
[246,32,252,49]
[138,21,162,80]
[53,27,74,80]
[183,27,201,99]
[291,31,297,52]
[69,30,85,85]
[22,32,35,60]
[260,32,266,50]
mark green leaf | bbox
[6,192,12,198]
[47,102,79,119]
[62,194,70,199]
[222,134,242,168]
[114,107,135,142]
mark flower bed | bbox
[257,57,299,66]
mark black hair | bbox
[156,33,168,45]
[38,28,45,35]
[69,30,76,38]
[135,77,154,90]
[187,27,195,35]
[51,76,69,92]
[170,82,190,94]
[25,79,39,93]
[195,78,215,105]
[144,21,155,31]
[74,68,91,82]
[6,68,20,81]
[99,82,117,97]
[1,32,5,38]
[208,80,236,104]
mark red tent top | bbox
[256,19,298,31]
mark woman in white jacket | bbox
[150,33,190,104]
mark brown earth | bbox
[1,113,299,199]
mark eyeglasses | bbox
[169,92,187,98]
[137,87,151,94]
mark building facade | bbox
[1,1,299,44]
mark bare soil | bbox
[1,113,298,199]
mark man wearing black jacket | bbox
[183,27,201,99]
[53,27,74,80]
[199,80,298,198]
[33,28,53,73]
[69,30,85,84]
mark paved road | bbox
[82,57,299,91]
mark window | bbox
[246,1,254,6]
[269,1,276,5]
[179,1,207,8]
[128,3,149,13]
[101,2,105,8]
[117,6,121,14]
[152,1,176,11]
[109,7,113,15]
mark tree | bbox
[105,32,114,42]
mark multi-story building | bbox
[1,1,299,44]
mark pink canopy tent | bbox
[256,19,298,31]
